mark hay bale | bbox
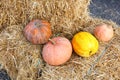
[0,0,120,80]
[0,25,44,80]
[0,0,90,38]
[41,20,120,80]
[0,20,120,80]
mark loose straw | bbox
[86,38,114,77]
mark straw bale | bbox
[41,19,120,80]
[0,25,44,80]
[0,0,90,38]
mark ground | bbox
[89,0,120,25]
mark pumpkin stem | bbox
[35,22,40,27]
[48,39,55,44]
[89,51,92,55]
[34,21,44,28]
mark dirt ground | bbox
[0,0,120,80]
[89,0,120,25]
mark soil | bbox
[89,0,120,25]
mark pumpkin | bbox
[72,32,99,57]
[23,19,52,44]
[42,37,72,66]
[94,23,114,42]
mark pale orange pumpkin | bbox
[23,19,52,44]
[42,37,72,66]
[94,23,114,42]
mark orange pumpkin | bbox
[23,19,52,44]
[94,23,114,42]
[72,32,99,57]
[42,37,72,66]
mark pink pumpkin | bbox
[94,23,114,42]
[42,37,72,66]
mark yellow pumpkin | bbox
[72,32,99,57]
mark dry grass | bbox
[0,0,90,39]
[0,25,44,80]
[41,20,120,80]
[0,0,120,80]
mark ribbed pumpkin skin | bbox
[42,37,72,66]
[72,32,99,57]
[24,19,52,44]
